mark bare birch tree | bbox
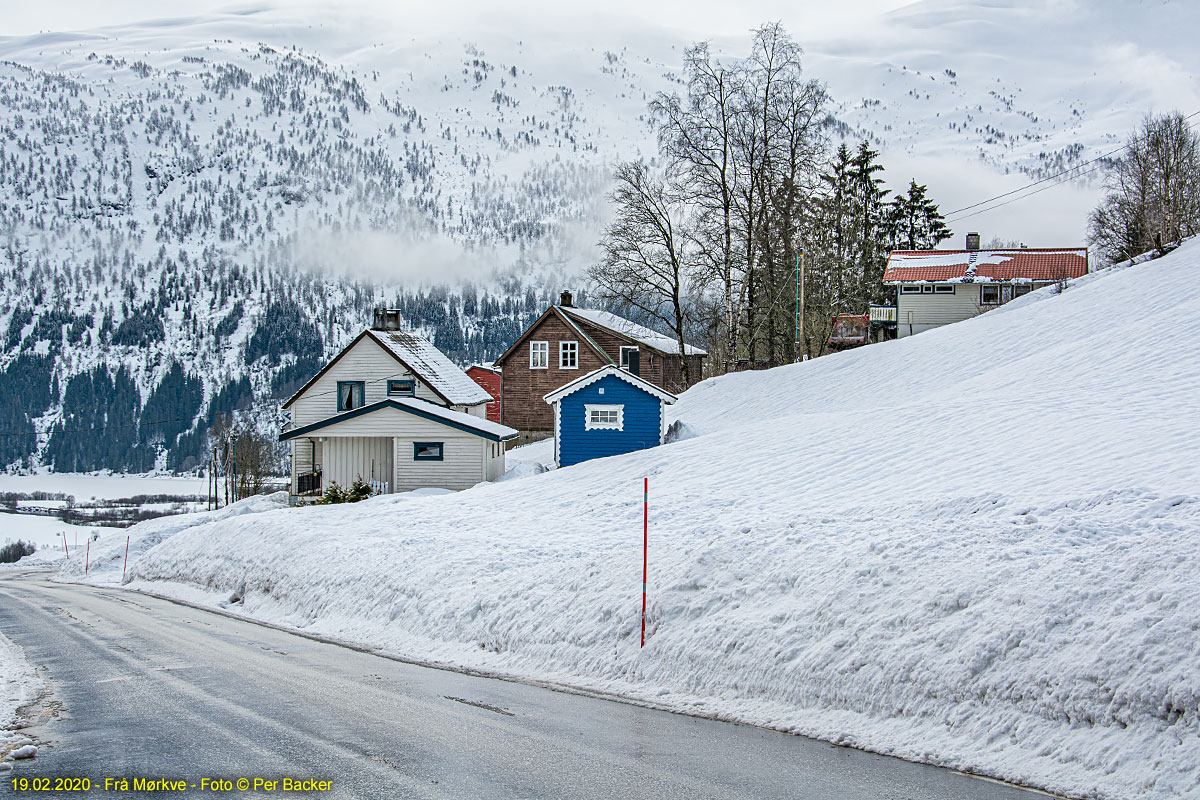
[589,162,698,384]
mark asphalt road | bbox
[0,571,1047,800]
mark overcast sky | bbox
[3,0,913,38]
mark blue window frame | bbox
[388,379,415,397]
[413,442,444,461]
[336,381,365,412]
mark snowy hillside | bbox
[62,240,1200,799]
[2,0,1197,473]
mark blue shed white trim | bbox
[543,365,677,468]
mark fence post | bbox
[85,538,90,575]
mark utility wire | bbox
[943,108,1200,223]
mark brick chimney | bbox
[560,290,573,307]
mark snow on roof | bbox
[367,329,493,406]
[390,397,518,440]
[560,307,707,356]
[280,397,517,442]
[543,364,678,405]
[883,248,1088,283]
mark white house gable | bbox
[289,336,445,427]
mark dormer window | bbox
[337,381,365,412]
[388,379,415,397]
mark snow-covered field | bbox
[0,474,207,502]
[0,514,95,564]
[59,243,1200,799]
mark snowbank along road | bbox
[0,571,1044,800]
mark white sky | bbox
[2,0,913,38]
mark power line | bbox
[942,109,1200,224]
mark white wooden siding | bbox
[896,285,986,338]
[290,336,453,426]
[483,440,505,481]
[288,406,500,494]
[393,435,487,492]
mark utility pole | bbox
[795,253,806,362]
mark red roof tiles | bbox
[882,248,1088,283]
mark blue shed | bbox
[543,365,678,468]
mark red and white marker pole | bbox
[122,535,130,580]
[63,535,69,560]
[85,539,90,575]
[641,477,648,649]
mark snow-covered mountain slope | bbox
[65,240,1200,799]
[2,0,1197,473]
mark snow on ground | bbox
[61,243,1200,799]
[0,514,95,566]
[0,631,39,756]
[54,492,289,586]
[0,474,207,502]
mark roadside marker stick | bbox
[122,535,130,580]
[63,535,69,560]
[641,477,647,649]
[85,539,90,575]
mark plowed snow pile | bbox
[65,243,1200,799]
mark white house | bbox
[280,310,518,502]
[880,235,1088,338]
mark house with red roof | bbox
[876,233,1088,338]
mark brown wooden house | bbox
[494,292,706,438]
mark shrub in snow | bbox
[0,540,36,564]
[318,478,373,504]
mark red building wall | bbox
[465,365,503,423]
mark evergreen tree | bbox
[887,180,952,251]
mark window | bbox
[619,346,639,369]
[530,341,549,369]
[933,285,955,294]
[921,284,935,294]
[560,340,578,369]
[980,285,1000,305]
[1013,284,1032,297]
[585,404,623,431]
[1001,285,1014,303]
[413,442,444,461]
[900,285,922,294]
[388,379,415,397]
[336,381,364,412]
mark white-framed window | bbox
[619,346,639,369]
[900,285,922,294]
[585,403,623,431]
[933,285,955,294]
[980,285,1000,305]
[530,340,549,369]
[560,340,578,369]
[1013,284,1032,297]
